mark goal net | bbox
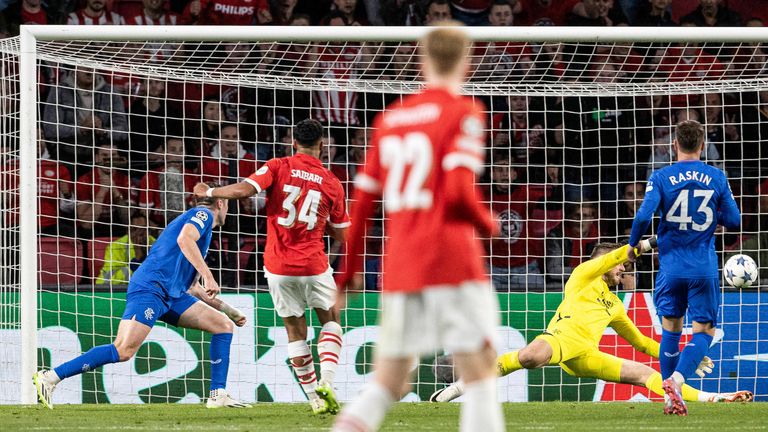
[1,25,767,405]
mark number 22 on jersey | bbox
[278,184,322,230]
[380,132,433,212]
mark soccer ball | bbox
[723,254,758,288]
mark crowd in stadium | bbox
[4,0,768,291]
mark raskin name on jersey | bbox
[667,170,713,186]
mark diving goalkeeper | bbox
[430,240,753,404]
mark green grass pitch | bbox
[1,402,766,431]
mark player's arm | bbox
[570,245,632,283]
[194,181,257,200]
[177,224,219,298]
[337,181,377,292]
[188,280,246,326]
[628,175,661,260]
[610,312,659,358]
[443,108,497,236]
[718,178,741,230]
[326,182,352,243]
[444,166,497,236]
[326,224,349,242]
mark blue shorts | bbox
[121,289,199,328]
[653,271,720,326]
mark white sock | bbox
[671,371,685,385]
[318,321,343,386]
[333,382,394,432]
[460,377,504,432]
[698,391,716,402]
[46,370,61,384]
[287,340,318,400]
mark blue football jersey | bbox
[629,160,740,278]
[130,206,214,298]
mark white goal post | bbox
[5,24,768,405]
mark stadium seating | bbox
[88,237,116,282]
[38,236,83,285]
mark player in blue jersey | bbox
[33,188,251,409]
[628,120,741,416]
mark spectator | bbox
[95,212,157,285]
[604,181,645,239]
[423,0,452,25]
[138,137,200,225]
[311,12,374,128]
[545,202,598,284]
[128,77,183,176]
[290,12,310,25]
[331,0,363,25]
[270,0,298,24]
[486,156,547,291]
[645,131,674,179]
[516,0,578,26]
[499,95,549,166]
[202,124,257,183]
[185,95,224,158]
[42,67,128,167]
[488,0,514,25]
[202,124,258,287]
[680,0,741,27]
[125,0,179,24]
[634,0,675,26]
[4,0,51,35]
[379,0,422,25]
[67,0,126,24]
[566,0,610,26]
[673,107,722,169]
[740,90,768,178]
[2,130,75,236]
[702,92,741,176]
[449,0,520,26]
[182,0,269,25]
[75,144,131,238]
[728,17,768,78]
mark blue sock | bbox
[659,329,682,379]
[54,344,119,380]
[675,332,714,381]
[210,333,233,391]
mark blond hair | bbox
[421,22,470,76]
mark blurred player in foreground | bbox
[194,119,349,415]
[34,187,250,409]
[332,24,504,432]
[430,241,753,405]
[629,119,741,415]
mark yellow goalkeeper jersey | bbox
[545,245,658,357]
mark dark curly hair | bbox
[293,118,324,147]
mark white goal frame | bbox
[16,24,768,404]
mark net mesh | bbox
[0,34,766,404]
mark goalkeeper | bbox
[431,240,753,404]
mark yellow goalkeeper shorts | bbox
[559,349,624,383]
[534,329,592,364]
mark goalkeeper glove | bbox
[695,356,714,378]
[628,236,657,261]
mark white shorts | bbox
[265,267,337,318]
[376,281,499,358]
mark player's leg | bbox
[654,272,686,380]
[172,295,249,408]
[309,268,344,413]
[334,291,427,431]
[34,293,159,409]
[442,282,504,432]
[267,272,326,412]
[333,356,413,432]
[671,278,719,385]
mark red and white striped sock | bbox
[287,340,318,399]
[318,321,343,386]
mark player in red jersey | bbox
[332,25,504,432]
[193,119,349,415]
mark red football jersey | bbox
[245,152,349,276]
[355,88,491,292]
